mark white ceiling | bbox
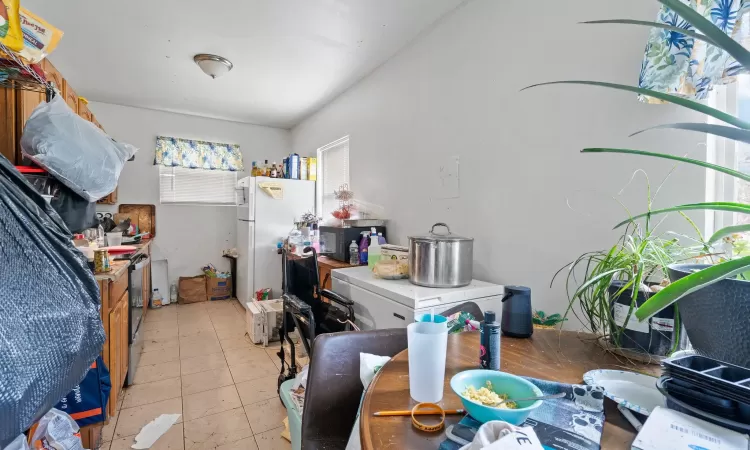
[23,0,466,129]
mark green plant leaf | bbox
[521,81,750,129]
[615,202,750,229]
[635,256,750,320]
[581,20,717,45]
[582,148,750,183]
[630,123,750,145]
[658,0,750,71]
[707,224,750,244]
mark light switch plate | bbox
[432,156,460,199]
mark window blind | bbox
[159,166,238,205]
[316,136,350,217]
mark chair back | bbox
[301,329,408,450]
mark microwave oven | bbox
[319,226,387,263]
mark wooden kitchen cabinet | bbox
[107,292,128,418]
[0,88,17,163]
[97,187,118,205]
[63,80,78,113]
[78,99,93,122]
[42,60,64,94]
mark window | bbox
[159,166,238,205]
[316,136,350,218]
[705,78,750,237]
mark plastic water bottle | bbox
[349,240,359,265]
[170,284,177,304]
[368,234,382,270]
[152,289,163,309]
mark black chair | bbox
[301,329,408,450]
[440,301,484,322]
[277,247,355,389]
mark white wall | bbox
[89,102,291,286]
[292,0,707,321]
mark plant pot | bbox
[668,264,750,368]
[608,281,676,357]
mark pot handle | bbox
[430,223,451,236]
[501,291,514,303]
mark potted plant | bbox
[532,310,567,329]
[529,0,750,366]
[553,202,701,358]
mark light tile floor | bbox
[101,299,292,450]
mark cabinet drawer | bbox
[110,274,128,307]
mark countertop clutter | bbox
[93,241,151,281]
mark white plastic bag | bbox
[21,96,137,202]
[345,353,392,450]
[30,408,85,450]
[2,435,29,450]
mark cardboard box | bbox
[206,277,232,301]
[178,275,207,304]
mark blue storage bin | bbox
[279,379,302,450]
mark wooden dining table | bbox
[360,329,661,449]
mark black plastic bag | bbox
[49,183,98,233]
[0,154,105,446]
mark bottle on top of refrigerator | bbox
[377,232,386,245]
[289,154,300,179]
[278,163,284,178]
[270,162,278,178]
[359,232,370,265]
[282,158,289,178]
[263,160,270,177]
[349,240,359,265]
[250,161,258,177]
[300,157,309,180]
[368,232,382,270]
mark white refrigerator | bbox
[236,176,316,309]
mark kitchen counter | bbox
[94,240,152,281]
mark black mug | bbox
[501,285,533,338]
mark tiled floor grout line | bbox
[118,302,286,449]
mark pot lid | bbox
[409,223,473,243]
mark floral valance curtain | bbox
[639,0,750,103]
[154,136,244,171]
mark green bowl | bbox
[450,370,543,425]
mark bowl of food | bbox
[450,370,543,425]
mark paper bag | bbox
[178,276,207,304]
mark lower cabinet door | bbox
[108,304,121,417]
[119,297,129,387]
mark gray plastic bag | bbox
[0,154,104,446]
[20,95,137,202]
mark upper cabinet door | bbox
[78,99,93,122]
[42,60,64,96]
[63,80,78,114]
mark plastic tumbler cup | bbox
[407,317,449,403]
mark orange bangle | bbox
[411,403,446,432]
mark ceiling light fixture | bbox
[193,54,233,79]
